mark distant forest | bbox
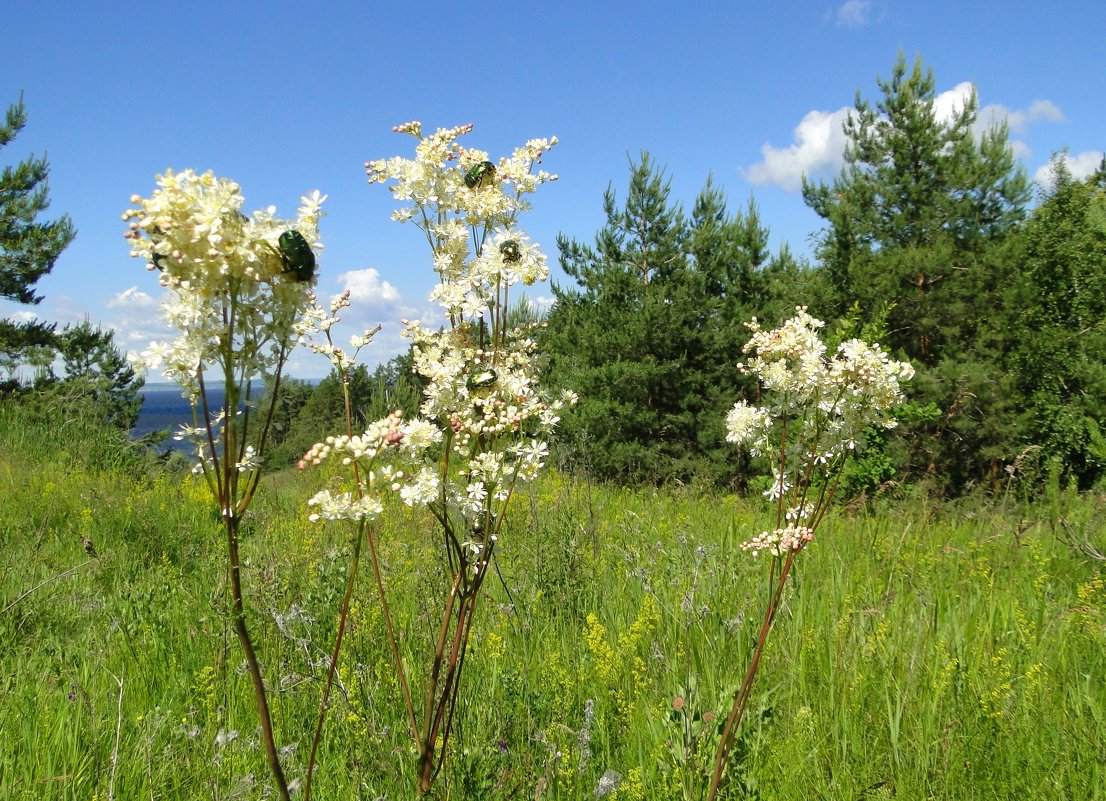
[4,55,1104,497]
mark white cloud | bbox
[337,268,401,307]
[977,99,1065,136]
[742,107,854,192]
[1027,99,1066,124]
[932,82,975,124]
[106,285,158,310]
[835,0,872,28]
[745,83,1069,192]
[976,96,1066,160]
[279,266,433,380]
[1033,150,1104,186]
[527,295,556,317]
[8,310,38,323]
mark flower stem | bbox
[226,515,290,801]
[706,549,797,801]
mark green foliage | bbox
[2,411,1105,799]
[57,320,145,429]
[1008,158,1106,488]
[544,156,807,487]
[0,94,75,305]
[0,94,77,393]
[802,54,1032,493]
[0,317,57,391]
[803,54,1030,353]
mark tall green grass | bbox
[2,398,1103,799]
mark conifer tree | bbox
[802,54,1030,367]
[58,320,145,429]
[1,95,74,306]
[802,55,1031,491]
[544,157,781,485]
[1,95,75,386]
[544,154,695,482]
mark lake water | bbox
[133,384,225,452]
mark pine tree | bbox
[1,95,75,389]
[1,95,74,305]
[544,156,784,485]
[802,54,1030,367]
[58,320,145,429]
[544,154,695,482]
[802,55,1032,491]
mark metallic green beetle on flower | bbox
[463,160,497,189]
[466,368,497,390]
[278,229,316,282]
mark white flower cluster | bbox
[123,170,325,393]
[726,307,915,462]
[366,125,556,319]
[726,308,913,558]
[301,124,573,544]
[306,490,384,523]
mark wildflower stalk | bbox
[302,322,418,801]
[705,309,913,798]
[299,122,571,795]
[125,171,325,800]
[707,546,796,800]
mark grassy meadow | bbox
[2,397,1105,800]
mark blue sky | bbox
[2,1,1103,379]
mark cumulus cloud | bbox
[527,295,556,317]
[8,310,38,323]
[932,82,975,124]
[278,265,431,380]
[1033,150,1105,187]
[97,286,172,353]
[835,0,872,28]
[1027,99,1066,125]
[742,107,854,192]
[337,268,402,307]
[975,97,1066,159]
[744,82,1068,192]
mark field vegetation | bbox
[3,396,1104,800]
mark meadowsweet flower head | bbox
[124,169,324,392]
[301,124,571,568]
[740,525,814,558]
[728,307,913,469]
[727,308,912,557]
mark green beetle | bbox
[499,240,522,264]
[278,230,316,282]
[464,161,497,189]
[466,368,497,391]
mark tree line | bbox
[540,55,1106,494]
[3,54,1104,494]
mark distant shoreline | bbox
[133,379,320,452]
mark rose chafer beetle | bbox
[466,368,498,391]
[463,161,497,189]
[499,240,522,264]
[277,229,316,282]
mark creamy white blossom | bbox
[727,308,913,559]
[124,169,322,393]
[301,124,574,575]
